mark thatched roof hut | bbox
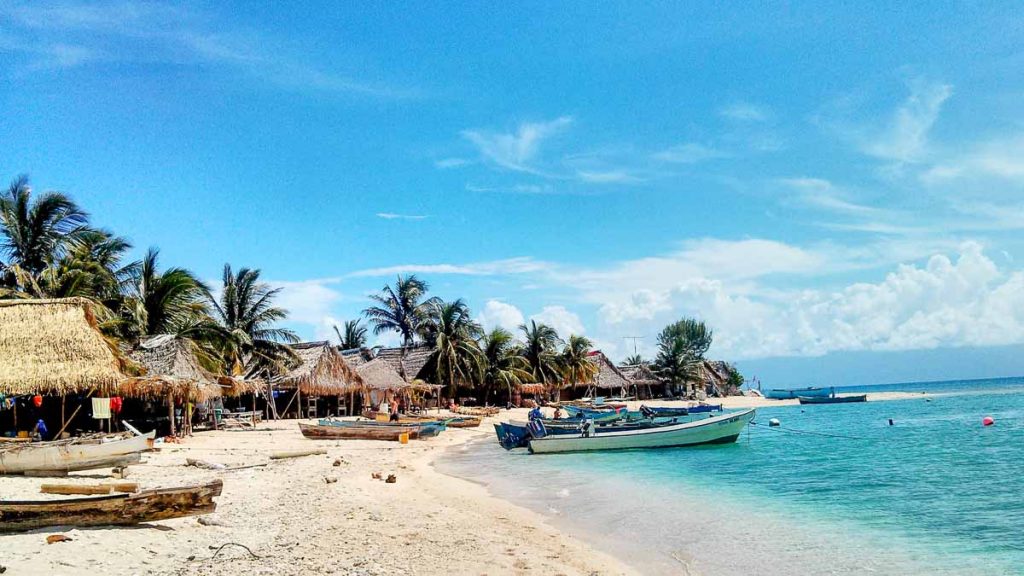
[619,363,661,387]
[516,383,546,395]
[355,358,412,392]
[273,341,363,396]
[0,298,125,396]
[373,345,433,382]
[124,335,220,401]
[586,351,630,391]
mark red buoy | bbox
[983,416,995,427]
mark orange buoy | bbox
[983,416,995,427]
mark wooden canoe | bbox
[452,406,500,417]
[0,431,155,475]
[299,422,420,441]
[0,479,223,533]
[360,411,482,428]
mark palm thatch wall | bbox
[0,298,125,396]
[273,341,363,396]
[123,335,220,401]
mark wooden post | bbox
[251,394,257,428]
[280,389,299,419]
[60,396,65,435]
[167,392,175,437]
[297,388,303,419]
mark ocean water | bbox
[437,378,1024,575]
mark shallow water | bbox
[438,378,1024,575]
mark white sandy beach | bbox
[0,392,925,575]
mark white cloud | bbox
[462,116,573,173]
[349,257,549,278]
[866,79,952,163]
[575,169,642,184]
[530,306,585,338]
[652,142,726,164]
[476,300,525,333]
[376,213,427,221]
[719,102,768,122]
[268,279,344,341]
[593,242,1024,360]
[435,157,471,169]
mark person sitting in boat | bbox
[553,407,562,420]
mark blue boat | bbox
[686,404,723,413]
[562,405,626,422]
[763,387,833,400]
[493,416,688,450]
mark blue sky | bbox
[4,1,1024,386]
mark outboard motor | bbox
[527,418,548,439]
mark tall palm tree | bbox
[333,319,367,350]
[206,264,298,377]
[126,247,210,340]
[419,299,483,397]
[559,334,599,390]
[363,274,435,347]
[621,354,645,367]
[519,320,562,389]
[0,175,89,296]
[480,327,532,403]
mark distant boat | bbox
[527,409,756,454]
[763,387,833,400]
[798,394,867,405]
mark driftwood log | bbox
[269,448,327,460]
[39,483,138,495]
[0,479,223,533]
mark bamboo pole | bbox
[297,388,303,419]
[167,392,175,437]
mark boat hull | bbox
[798,394,867,404]
[299,423,420,441]
[763,387,833,400]
[528,409,756,454]
[0,432,155,475]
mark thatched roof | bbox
[0,298,125,396]
[697,360,730,394]
[586,351,630,390]
[122,335,219,400]
[217,375,264,397]
[516,383,546,395]
[619,363,661,386]
[374,346,433,382]
[356,358,413,391]
[273,341,363,395]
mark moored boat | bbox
[0,431,156,475]
[527,409,756,454]
[763,387,833,400]
[299,422,420,441]
[798,394,867,404]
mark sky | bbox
[3,1,1024,386]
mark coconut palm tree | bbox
[125,247,211,340]
[0,175,89,296]
[205,264,298,377]
[333,319,367,350]
[480,327,532,403]
[559,334,598,390]
[419,299,483,397]
[363,274,435,347]
[519,320,562,391]
[621,354,647,367]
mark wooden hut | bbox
[271,341,363,419]
[581,351,631,398]
[619,363,661,399]
[124,335,220,436]
[0,298,127,437]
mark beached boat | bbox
[527,409,756,454]
[452,406,500,417]
[686,403,724,413]
[299,422,420,441]
[0,431,156,476]
[362,410,482,428]
[0,479,222,532]
[763,387,833,400]
[318,418,446,438]
[798,394,867,405]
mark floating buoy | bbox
[768,418,781,427]
[888,418,894,426]
[983,416,995,427]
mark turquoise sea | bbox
[437,378,1024,575]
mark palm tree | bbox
[559,334,598,391]
[333,319,367,350]
[205,264,299,377]
[0,175,89,296]
[652,318,712,396]
[126,247,210,340]
[519,320,562,393]
[480,327,532,403]
[621,354,645,367]
[363,274,435,347]
[419,299,483,397]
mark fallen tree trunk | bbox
[269,448,327,460]
[0,479,223,533]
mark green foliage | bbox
[363,274,436,347]
[519,320,562,386]
[334,319,368,350]
[622,354,645,366]
[653,317,713,392]
[479,327,532,398]
[418,299,483,395]
[559,334,598,388]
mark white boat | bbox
[527,409,755,454]
[0,431,155,475]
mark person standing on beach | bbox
[389,397,399,422]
